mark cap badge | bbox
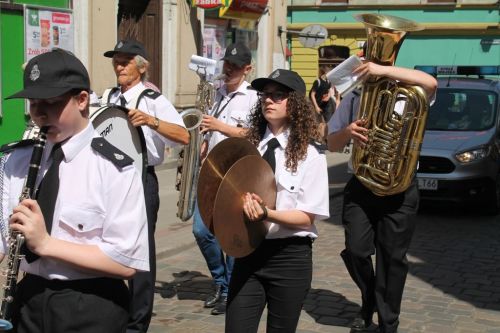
[117,41,123,49]
[271,70,280,79]
[231,48,237,55]
[30,64,41,81]
[114,153,124,161]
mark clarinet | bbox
[0,126,48,331]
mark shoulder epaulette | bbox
[0,139,36,154]
[141,89,161,100]
[309,140,326,154]
[91,137,134,169]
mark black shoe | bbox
[350,317,378,332]
[204,285,222,308]
[211,296,227,315]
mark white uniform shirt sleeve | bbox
[294,153,330,221]
[327,91,357,135]
[97,163,149,271]
[140,95,185,147]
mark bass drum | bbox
[90,105,147,182]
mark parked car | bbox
[415,66,500,214]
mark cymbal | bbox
[212,155,276,258]
[197,137,260,232]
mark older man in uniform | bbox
[102,39,189,333]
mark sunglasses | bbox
[257,91,289,103]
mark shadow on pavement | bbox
[156,272,361,329]
[303,288,359,327]
[408,205,500,311]
[155,270,214,301]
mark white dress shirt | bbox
[0,123,149,280]
[206,81,258,152]
[258,128,330,239]
[107,82,186,166]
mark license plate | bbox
[418,178,438,190]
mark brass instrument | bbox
[351,13,429,196]
[175,71,218,221]
[0,127,48,330]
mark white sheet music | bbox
[188,55,217,79]
[326,55,363,97]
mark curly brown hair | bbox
[246,91,319,173]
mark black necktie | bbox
[24,143,64,263]
[119,95,127,107]
[262,138,280,174]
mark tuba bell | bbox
[351,13,429,196]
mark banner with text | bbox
[25,6,74,61]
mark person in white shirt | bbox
[0,49,149,333]
[193,42,258,315]
[225,69,330,332]
[102,39,189,333]
[327,59,437,333]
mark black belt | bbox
[147,166,155,173]
[264,236,313,245]
[23,273,124,292]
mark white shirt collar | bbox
[121,81,146,103]
[57,122,95,163]
[220,81,252,98]
[261,127,290,150]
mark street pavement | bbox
[148,151,500,333]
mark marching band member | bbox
[326,56,437,332]
[0,49,149,333]
[193,42,258,315]
[102,39,189,333]
[225,69,330,332]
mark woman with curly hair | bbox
[225,69,330,333]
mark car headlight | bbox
[455,146,491,163]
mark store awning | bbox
[219,0,268,21]
[192,0,228,10]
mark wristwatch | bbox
[152,117,160,130]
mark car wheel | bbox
[484,175,500,215]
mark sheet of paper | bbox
[188,55,217,77]
[326,55,363,97]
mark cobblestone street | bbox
[149,185,500,333]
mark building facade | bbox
[0,0,287,145]
[287,0,500,90]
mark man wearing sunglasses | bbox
[194,42,259,315]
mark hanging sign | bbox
[24,6,74,61]
[192,0,227,10]
[219,0,268,21]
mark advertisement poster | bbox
[203,26,226,78]
[24,6,74,61]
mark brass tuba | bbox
[175,72,218,221]
[351,13,429,196]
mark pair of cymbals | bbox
[197,137,277,258]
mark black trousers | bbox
[226,237,312,333]
[341,176,419,333]
[12,274,129,333]
[127,167,159,333]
